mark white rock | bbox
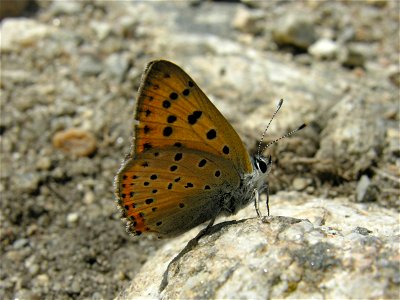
[232,7,265,35]
[90,21,111,40]
[309,38,339,59]
[272,15,317,50]
[0,18,55,52]
[67,212,79,224]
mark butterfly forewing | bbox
[134,60,252,173]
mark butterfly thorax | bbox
[222,154,272,215]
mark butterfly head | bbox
[251,154,272,189]
[254,154,272,176]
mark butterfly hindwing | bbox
[116,148,240,238]
[133,60,253,174]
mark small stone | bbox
[292,177,309,191]
[315,97,386,180]
[52,128,97,157]
[105,53,130,83]
[70,280,81,294]
[386,128,400,156]
[295,53,312,65]
[13,289,40,300]
[78,56,103,77]
[14,172,40,193]
[28,263,40,276]
[356,175,379,202]
[36,157,52,171]
[27,224,38,236]
[115,271,127,281]
[353,227,372,236]
[67,212,79,223]
[36,274,50,287]
[0,19,54,52]
[13,238,29,249]
[90,21,112,40]
[272,15,317,50]
[6,250,25,262]
[387,65,400,87]
[232,7,265,35]
[83,191,95,204]
[340,44,366,68]
[114,15,137,37]
[309,39,339,59]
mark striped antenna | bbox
[260,123,306,154]
[257,99,283,156]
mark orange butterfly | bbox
[114,60,304,238]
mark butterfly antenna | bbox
[257,99,284,156]
[261,123,306,154]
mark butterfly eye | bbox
[258,160,267,173]
[256,157,270,174]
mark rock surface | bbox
[117,193,399,299]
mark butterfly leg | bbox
[254,189,262,218]
[265,184,270,217]
[254,185,270,217]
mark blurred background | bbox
[1,0,399,299]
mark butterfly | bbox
[114,60,305,239]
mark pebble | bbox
[52,128,97,157]
[6,250,27,263]
[67,212,80,224]
[70,280,81,294]
[27,263,40,276]
[386,127,400,156]
[340,44,366,68]
[272,14,317,50]
[356,175,379,202]
[13,289,41,300]
[232,7,265,35]
[309,38,339,59]
[77,55,103,77]
[36,157,52,171]
[0,19,54,52]
[292,177,310,191]
[13,238,29,249]
[83,191,95,205]
[115,271,128,281]
[36,274,50,287]
[114,15,137,37]
[90,21,112,40]
[105,53,131,83]
[13,172,40,193]
[387,65,399,87]
[353,226,372,236]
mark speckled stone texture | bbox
[117,192,399,299]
